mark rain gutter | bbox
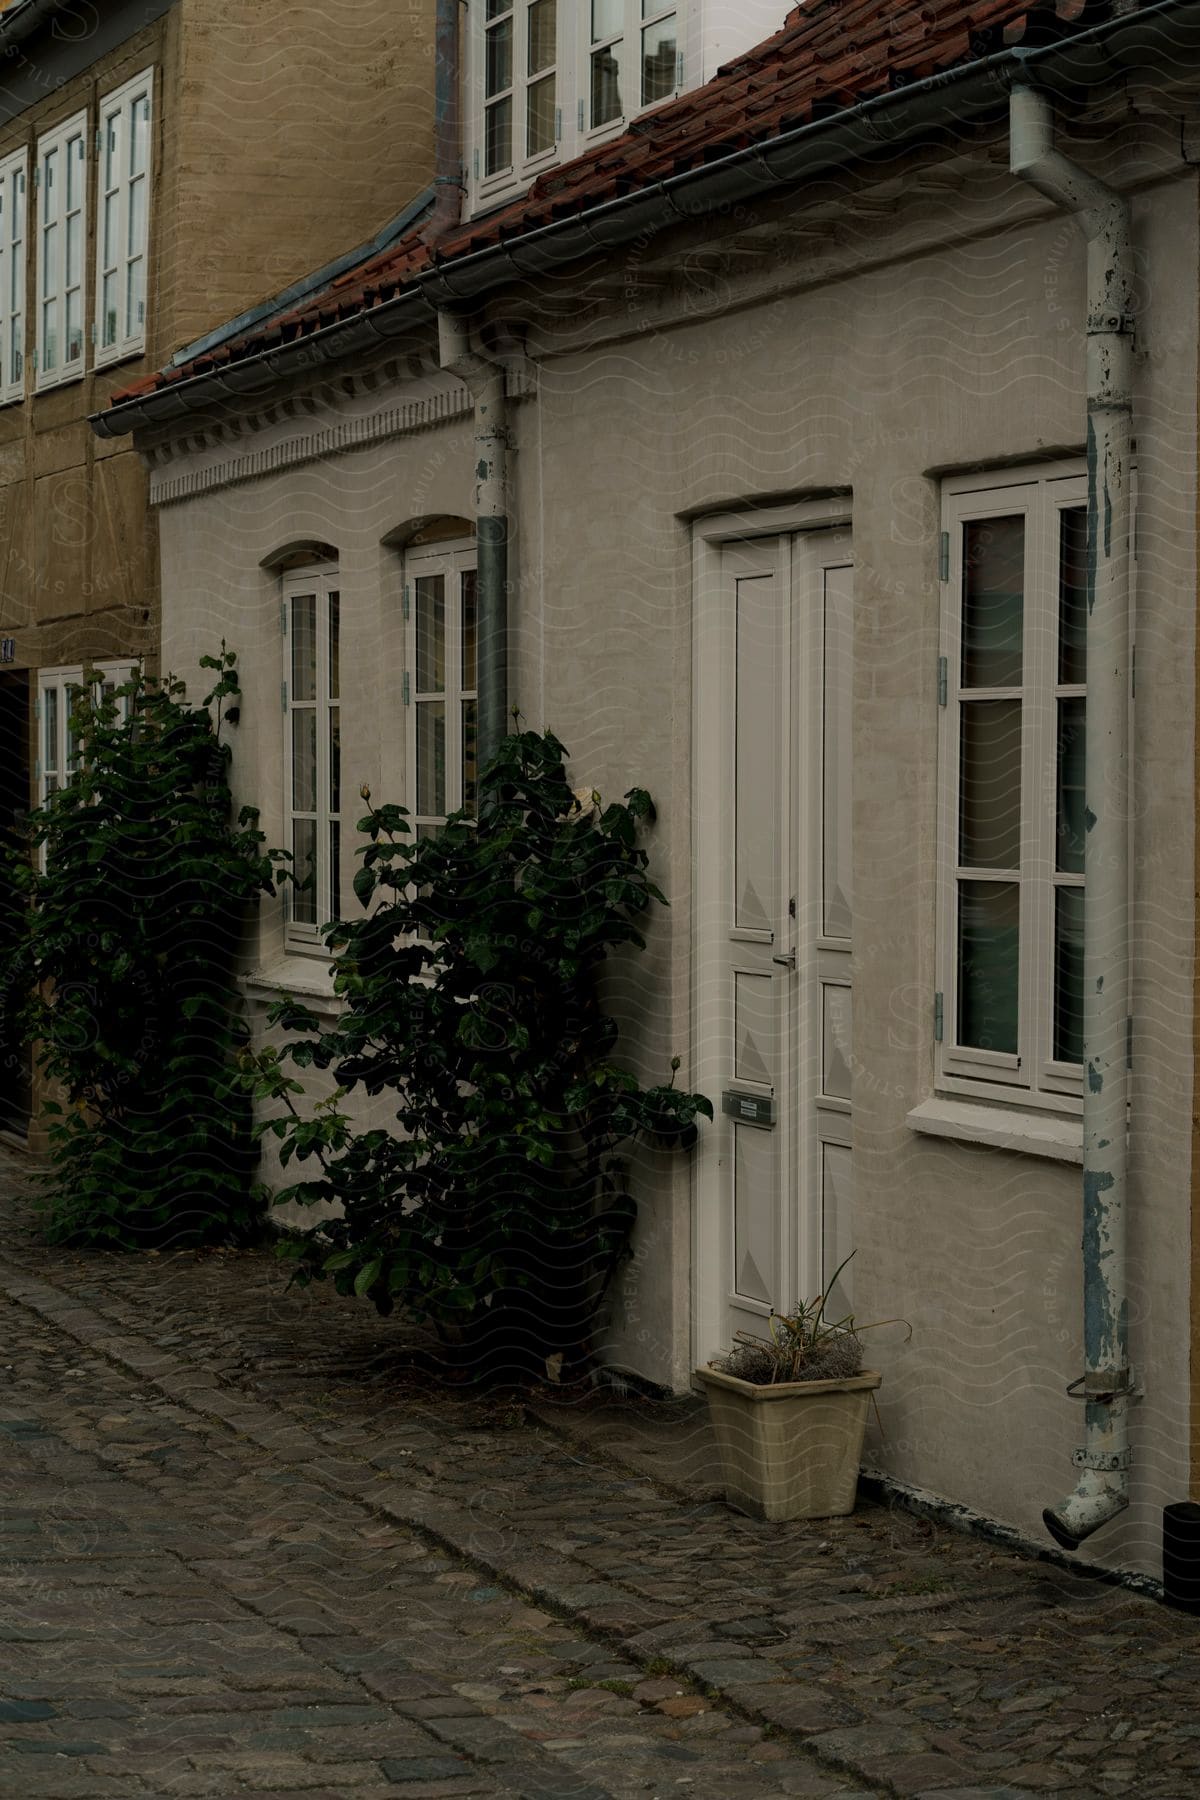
[90,0,1200,440]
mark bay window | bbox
[937,467,1092,1112]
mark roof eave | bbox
[91,0,1200,441]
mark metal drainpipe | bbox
[424,0,464,242]
[437,314,510,771]
[1009,85,1135,1550]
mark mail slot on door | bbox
[722,1090,775,1129]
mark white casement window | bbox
[283,569,341,945]
[474,3,681,204]
[937,466,1092,1113]
[586,1,678,132]
[34,109,86,388]
[406,545,478,833]
[0,147,27,405]
[37,662,134,804]
[482,0,560,183]
[95,67,153,367]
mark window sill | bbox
[240,954,343,1018]
[906,1096,1083,1164]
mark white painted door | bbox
[693,528,855,1360]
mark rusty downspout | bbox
[1010,85,1135,1549]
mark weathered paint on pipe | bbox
[437,314,510,772]
[1010,85,1133,1550]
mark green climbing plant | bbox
[247,728,711,1374]
[0,650,286,1247]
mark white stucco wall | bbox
[149,120,1197,1575]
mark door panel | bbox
[693,528,854,1360]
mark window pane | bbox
[43,687,57,773]
[130,94,149,178]
[66,135,83,210]
[1056,696,1086,875]
[41,222,56,300]
[962,515,1023,689]
[291,709,316,812]
[128,174,146,259]
[486,18,513,95]
[593,0,622,36]
[591,44,623,125]
[485,96,513,175]
[101,271,117,348]
[102,192,117,268]
[292,819,317,925]
[330,821,340,921]
[417,702,446,817]
[642,14,676,104]
[65,286,81,364]
[329,706,340,816]
[461,568,477,690]
[1059,505,1087,685]
[527,73,556,157]
[65,207,80,287]
[291,594,317,700]
[328,590,340,699]
[41,297,56,371]
[528,0,556,74]
[462,699,477,815]
[959,698,1021,870]
[415,575,445,693]
[957,880,1019,1055]
[104,112,118,188]
[125,253,144,336]
[486,0,510,15]
[1054,886,1085,1064]
[41,147,55,225]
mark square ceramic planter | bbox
[697,1365,882,1521]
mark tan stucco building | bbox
[0,0,436,1134]
[96,0,1200,1581]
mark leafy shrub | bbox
[248,728,711,1375]
[0,651,285,1247]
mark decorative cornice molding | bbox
[147,363,538,508]
[149,385,476,508]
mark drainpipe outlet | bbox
[1043,1468,1130,1552]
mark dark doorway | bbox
[0,671,31,1136]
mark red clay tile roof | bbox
[111,0,1126,408]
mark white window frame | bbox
[0,146,27,405]
[94,66,154,368]
[405,541,478,833]
[470,3,683,211]
[34,108,87,390]
[282,567,340,950]
[37,661,135,806]
[936,463,1092,1116]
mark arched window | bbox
[281,562,340,943]
[404,535,477,832]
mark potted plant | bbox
[698,1258,900,1522]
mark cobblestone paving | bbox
[1,1167,1199,1799]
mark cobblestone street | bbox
[2,1162,1199,1800]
